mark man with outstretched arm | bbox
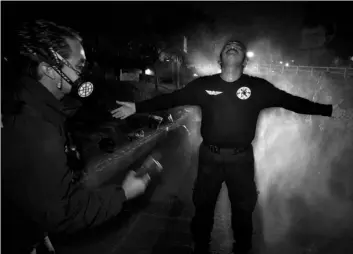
[111,40,352,254]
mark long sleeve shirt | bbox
[2,77,127,239]
[136,74,332,147]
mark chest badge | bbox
[236,86,251,100]
[205,90,223,96]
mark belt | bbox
[206,144,250,155]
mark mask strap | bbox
[48,48,78,86]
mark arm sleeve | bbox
[25,129,127,234]
[135,78,201,113]
[260,79,333,117]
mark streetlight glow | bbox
[246,51,255,58]
[145,68,153,75]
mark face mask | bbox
[49,48,94,99]
[69,76,94,98]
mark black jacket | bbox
[2,77,127,252]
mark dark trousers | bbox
[190,142,258,252]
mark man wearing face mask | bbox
[2,20,150,253]
[111,40,352,254]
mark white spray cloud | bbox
[253,72,353,252]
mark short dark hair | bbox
[17,19,82,80]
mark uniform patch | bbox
[236,87,251,100]
[205,90,223,95]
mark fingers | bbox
[111,111,125,119]
[116,100,130,106]
[143,174,151,184]
[111,107,128,119]
[111,101,135,119]
[111,107,130,120]
[127,170,150,184]
[110,107,121,114]
[112,113,129,119]
[128,170,136,177]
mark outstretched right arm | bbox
[135,78,202,113]
[110,78,203,119]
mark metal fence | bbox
[250,64,353,79]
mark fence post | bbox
[296,66,299,75]
[344,68,347,79]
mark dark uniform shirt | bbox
[2,76,127,249]
[136,74,332,147]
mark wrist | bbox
[118,186,128,201]
[135,102,140,113]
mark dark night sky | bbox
[2,1,353,58]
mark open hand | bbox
[111,100,136,119]
[122,170,150,200]
[332,100,353,120]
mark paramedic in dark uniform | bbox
[111,40,351,254]
[2,20,150,254]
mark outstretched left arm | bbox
[261,80,332,117]
[261,80,353,120]
[331,102,353,120]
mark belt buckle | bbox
[233,147,245,155]
[215,146,220,153]
[209,145,220,154]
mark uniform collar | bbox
[217,73,248,83]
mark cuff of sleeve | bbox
[135,102,143,113]
[328,105,334,117]
[117,186,127,202]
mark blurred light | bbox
[285,63,289,67]
[279,61,283,64]
[350,56,353,61]
[194,63,221,76]
[246,51,255,58]
[193,73,198,77]
[145,68,154,75]
[291,60,295,63]
[183,36,188,53]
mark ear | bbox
[38,62,58,80]
[243,57,248,67]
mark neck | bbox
[220,66,243,82]
[40,79,63,100]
